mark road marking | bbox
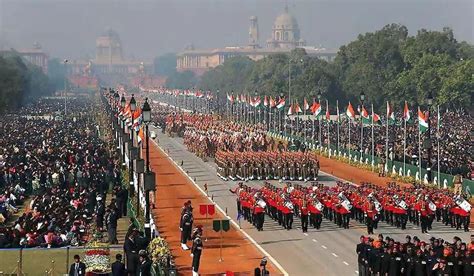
[332,253,338,257]
[312,239,318,242]
[153,139,289,276]
[343,261,349,266]
[321,245,327,249]
[304,233,308,236]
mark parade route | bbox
[148,134,283,275]
[153,128,471,276]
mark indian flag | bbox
[270,96,276,108]
[227,93,234,103]
[346,102,355,119]
[386,101,395,124]
[418,107,428,133]
[276,97,286,109]
[311,101,322,117]
[325,101,330,120]
[403,101,411,122]
[263,95,269,107]
[287,104,293,115]
[361,106,370,124]
[294,102,302,114]
[303,98,310,111]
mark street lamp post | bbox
[360,92,365,162]
[129,94,138,216]
[120,95,126,165]
[426,92,433,183]
[142,98,154,239]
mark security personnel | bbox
[191,226,203,276]
[180,206,193,250]
[356,236,367,276]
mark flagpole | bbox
[337,100,340,156]
[327,100,330,157]
[371,103,375,169]
[418,107,422,183]
[403,105,407,176]
[303,101,307,142]
[360,107,364,163]
[318,111,322,150]
[385,102,389,175]
[348,114,351,163]
[437,104,440,188]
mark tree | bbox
[48,58,68,91]
[153,53,177,76]
[165,70,197,89]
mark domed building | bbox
[176,6,336,75]
[267,5,306,49]
[95,28,124,64]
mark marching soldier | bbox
[365,200,376,235]
[300,194,309,232]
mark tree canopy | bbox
[0,52,54,112]
[189,24,473,111]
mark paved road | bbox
[152,127,471,276]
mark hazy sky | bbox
[1,0,472,60]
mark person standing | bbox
[191,226,203,276]
[138,250,152,276]
[180,205,193,250]
[124,229,139,276]
[68,255,86,276]
[300,195,309,233]
[111,253,126,276]
[107,207,119,244]
[356,236,367,276]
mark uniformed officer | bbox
[180,204,193,250]
[191,226,203,276]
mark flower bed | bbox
[84,243,110,273]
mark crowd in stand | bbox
[0,98,123,248]
[283,110,473,179]
[357,234,473,276]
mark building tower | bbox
[96,28,124,65]
[248,16,259,48]
[266,5,305,49]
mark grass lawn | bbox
[0,247,124,275]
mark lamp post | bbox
[254,90,258,124]
[359,92,365,162]
[142,98,154,239]
[280,92,284,135]
[426,92,433,183]
[317,91,322,148]
[129,94,138,216]
[120,94,126,165]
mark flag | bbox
[276,97,286,109]
[325,101,330,121]
[361,106,370,124]
[346,102,355,119]
[195,91,204,98]
[311,101,321,116]
[403,101,411,122]
[372,112,381,125]
[386,101,396,125]
[137,126,145,144]
[227,93,234,103]
[418,107,428,133]
[270,96,276,108]
[264,95,269,107]
[294,102,302,113]
[253,96,261,107]
[303,98,310,111]
[287,104,294,115]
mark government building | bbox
[177,6,337,75]
[68,28,154,87]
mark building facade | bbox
[176,6,337,75]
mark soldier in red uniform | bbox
[300,194,309,233]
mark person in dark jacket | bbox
[356,236,367,276]
[138,250,152,276]
[111,253,126,276]
[68,255,86,276]
[124,229,139,276]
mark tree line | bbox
[0,52,65,112]
[165,24,473,111]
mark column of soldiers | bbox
[216,151,320,182]
[356,234,474,276]
[229,181,471,235]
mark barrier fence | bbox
[0,246,123,276]
[268,131,474,195]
